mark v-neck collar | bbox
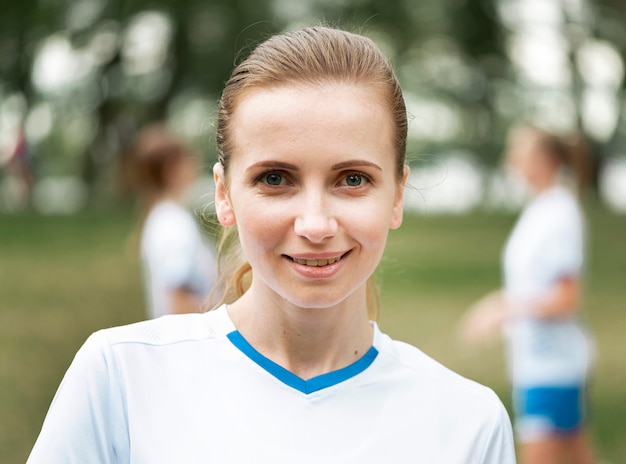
[226,329,378,395]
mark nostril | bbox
[294,215,338,242]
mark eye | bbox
[342,172,369,187]
[261,172,285,186]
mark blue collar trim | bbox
[227,330,378,394]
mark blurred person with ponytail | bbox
[460,124,596,464]
[28,27,515,463]
[124,124,217,318]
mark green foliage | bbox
[2,0,625,209]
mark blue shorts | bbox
[513,385,586,441]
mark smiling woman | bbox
[213,83,400,316]
[28,26,516,463]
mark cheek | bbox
[232,190,396,256]
[232,199,286,253]
[508,146,541,180]
[507,154,528,180]
[338,199,392,246]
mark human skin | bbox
[213,83,408,379]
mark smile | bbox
[291,257,341,267]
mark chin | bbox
[277,287,361,311]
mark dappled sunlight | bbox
[600,157,626,213]
[1,0,625,215]
[404,154,529,214]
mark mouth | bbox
[287,252,349,267]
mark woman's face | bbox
[505,130,556,192]
[214,83,407,309]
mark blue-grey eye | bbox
[345,174,363,187]
[264,173,283,185]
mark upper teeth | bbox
[293,257,340,266]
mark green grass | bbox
[1,205,624,463]
[0,211,146,463]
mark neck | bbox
[531,174,558,195]
[145,188,184,206]
[227,287,373,380]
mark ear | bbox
[390,165,409,230]
[213,162,236,227]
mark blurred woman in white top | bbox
[461,124,596,464]
[125,124,217,318]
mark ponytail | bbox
[203,226,250,310]
[565,133,592,199]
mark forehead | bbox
[234,82,389,123]
[507,129,540,156]
[228,83,395,163]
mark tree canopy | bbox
[1,0,624,210]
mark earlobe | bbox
[213,162,236,227]
[390,165,409,230]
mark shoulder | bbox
[372,333,515,459]
[61,307,232,402]
[522,187,583,239]
[388,338,504,407]
[141,201,201,248]
[373,331,509,424]
[539,186,582,222]
[144,201,197,233]
[88,307,231,352]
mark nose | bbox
[293,190,338,243]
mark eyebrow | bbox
[247,161,298,171]
[331,160,382,171]
[246,160,383,171]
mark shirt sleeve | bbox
[479,401,517,463]
[148,217,205,291]
[537,215,584,283]
[27,332,128,464]
[154,227,196,288]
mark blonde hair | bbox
[208,27,408,320]
[509,124,592,198]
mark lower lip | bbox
[286,255,347,279]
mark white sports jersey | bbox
[141,200,216,318]
[502,185,593,386]
[28,305,515,463]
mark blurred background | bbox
[1,0,624,462]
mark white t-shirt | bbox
[140,200,216,318]
[502,185,593,386]
[28,305,515,463]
